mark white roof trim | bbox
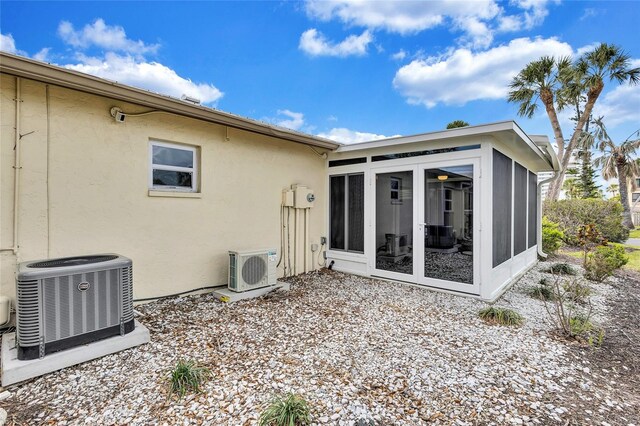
[336,120,557,171]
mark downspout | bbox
[535,138,560,259]
[0,77,21,254]
[536,173,556,259]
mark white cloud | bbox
[391,49,407,61]
[299,28,372,57]
[64,52,223,104]
[305,0,497,34]
[33,19,225,105]
[593,84,640,127]
[58,19,159,55]
[317,127,400,144]
[33,47,51,62]
[0,33,18,54]
[304,0,555,50]
[576,42,600,57]
[580,7,598,21]
[512,0,553,29]
[393,37,574,108]
[454,16,494,49]
[497,15,521,32]
[275,109,305,130]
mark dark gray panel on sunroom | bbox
[493,149,512,267]
[348,174,365,252]
[330,176,345,250]
[514,162,527,256]
[528,171,537,248]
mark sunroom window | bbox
[330,173,365,253]
[149,141,198,192]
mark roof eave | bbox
[0,52,340,150]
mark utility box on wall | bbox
[282,189,294,207]
[293,185,314,208]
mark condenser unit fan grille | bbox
[28,255,119,268]
[242,256,267,285]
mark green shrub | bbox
[169,360,211,399]
[543,276,604,346]
[259,393,311,426]
[584,244,629,282]
[543,199,629,245]
[478,307,523,326]
[569,315,605,346]
[529,284,554,300]
[544,262,577,275]
[562,280,592,302]
[542,217,564,255]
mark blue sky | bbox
[1,1,639,147]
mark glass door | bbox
[417,160,480,294]
[371,166,418,282]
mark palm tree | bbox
[509,44,639,200]
[446,120,470,129]
[606,183,619,198]
[555,44,640,200]
[508,56,573,175]
[593,117,640,229]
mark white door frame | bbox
[368,157,481,294]
[369,164,419,283]
[416,158,481,295]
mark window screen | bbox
[330,173,365,253]
[493,149,512,267]
[514,162,527,256]
[528,171,537,248]
[348,174,365,252]
[330,176,346,250]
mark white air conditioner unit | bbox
[228,249,277,292]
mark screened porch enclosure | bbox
[325,122,556,301]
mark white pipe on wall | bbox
[286,206,292,277]
[304,208,309,273]
[293,208,298,275]
[1,77,22,254]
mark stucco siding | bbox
[0,75,328,301]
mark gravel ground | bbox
[2,259,637,425]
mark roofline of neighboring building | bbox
[337,121,559,171]
[0,52,340,150]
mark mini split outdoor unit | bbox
[16,254,135,360]
[228,249,277,292]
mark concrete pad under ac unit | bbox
[1,320,150,387]
[212,281,290,303]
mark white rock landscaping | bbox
[1,259,635,425]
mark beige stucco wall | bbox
[0,74,328,301]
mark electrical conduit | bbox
[1,77,21,254]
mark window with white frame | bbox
[149,141,198,192]
[390,176,402,204]
[330,173,365,253]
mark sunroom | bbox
[325,121,559,301]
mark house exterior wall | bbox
[0,74,328,301]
